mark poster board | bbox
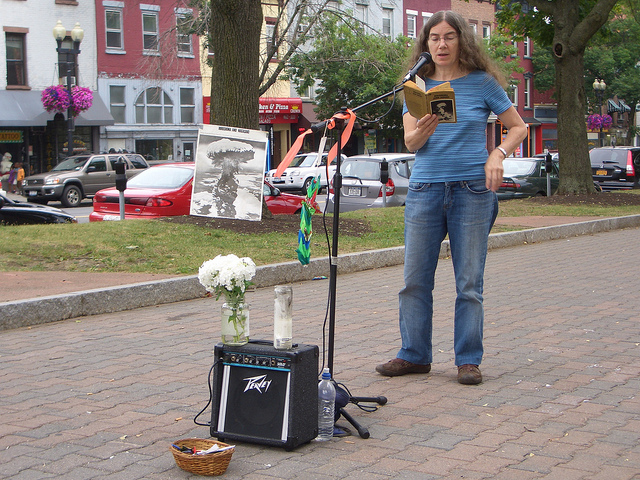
[190,125,269,221]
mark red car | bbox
[89,163,317,221]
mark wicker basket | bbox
[171,438,234,476]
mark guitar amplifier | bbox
[210,341,319,450]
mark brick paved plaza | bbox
[1,228,639,479]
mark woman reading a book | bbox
[376,10,527,384]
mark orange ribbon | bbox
[274,109,356,178]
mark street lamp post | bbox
[593,78,606,147]
[53,20,83,158]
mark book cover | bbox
[403,80,457,123]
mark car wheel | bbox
[302,177,313,193]
[61,185,82,207]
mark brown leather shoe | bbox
[375,358,431,377]
[457,364,482,385]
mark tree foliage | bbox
[287,13,411,138]
[529,3,640,115]
[497,0,619,195]
[189,0,336,128]
[483,32,523,86]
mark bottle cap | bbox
[321,367,331,380]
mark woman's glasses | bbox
[428,33,458,45]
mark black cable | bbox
[336,381,379,413]
[352,84,402,126]
[193,360,217,426]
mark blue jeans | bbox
[398,180,498,366]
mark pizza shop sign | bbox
[0,130,23,143]
[259,98,302,124]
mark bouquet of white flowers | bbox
[199,254,256,345]
[198,254,256,304]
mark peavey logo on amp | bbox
[243,374,272,393]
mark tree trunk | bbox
[548,0,619,195]
[210,0,262,130]
[554,47,596,194]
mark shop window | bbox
[142,11,159,53]
[265,18,277,59]
[105,8,124,51]
[482,23,490,39]
[135,139,173,160]
[176,12,193,56]
[406,13,416,38]
[524,77,532,109]
[135,87,173,124]
[109,85,126,123]
[523,37,532,58]
[5,32,27,86]
[382,8,393,37]
[180,87,195,123]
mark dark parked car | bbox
[590,147,640,189]
[327,153,415,213]
[22,153,149,207]
[0,194,77,225]
[497,157,559,200]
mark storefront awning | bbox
[521,116,542,126]
[607,99,623,114]
[619,99,632,113]
[0,90,114,127]
[259,97,302,124]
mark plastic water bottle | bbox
[316,367,335,441]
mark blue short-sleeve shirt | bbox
[403,70,513,183]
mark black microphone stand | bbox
[312,82,409,438]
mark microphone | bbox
[402,52,432,83]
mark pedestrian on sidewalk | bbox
[7,164,17,193]
[1,152,11,193]
[376,10,527,384]
[15,162,25,194]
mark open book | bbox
[403,80,457,123]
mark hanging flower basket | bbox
[587,113,613,131]
[41,85,71,113]
[41,85,93,117]
[71,86,93,115]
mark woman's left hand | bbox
[485,150,504,192]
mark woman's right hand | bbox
[403,113,438,152]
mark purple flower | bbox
[41,85,93,116]
[71,87,93,115]
[41,85,71,113]
[587,114,603,131]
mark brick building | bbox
[95,0,202,161]
[0,0,113,174]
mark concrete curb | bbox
[2,214,639,330]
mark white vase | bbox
[220,301,249,346]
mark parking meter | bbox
[545,152,553,174]
[380,159,389,184]
[380,158,389,207]
[115,159,127,192]
[114,159,127,220]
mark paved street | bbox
[1,228,639,479]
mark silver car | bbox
[327,153,415,213]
